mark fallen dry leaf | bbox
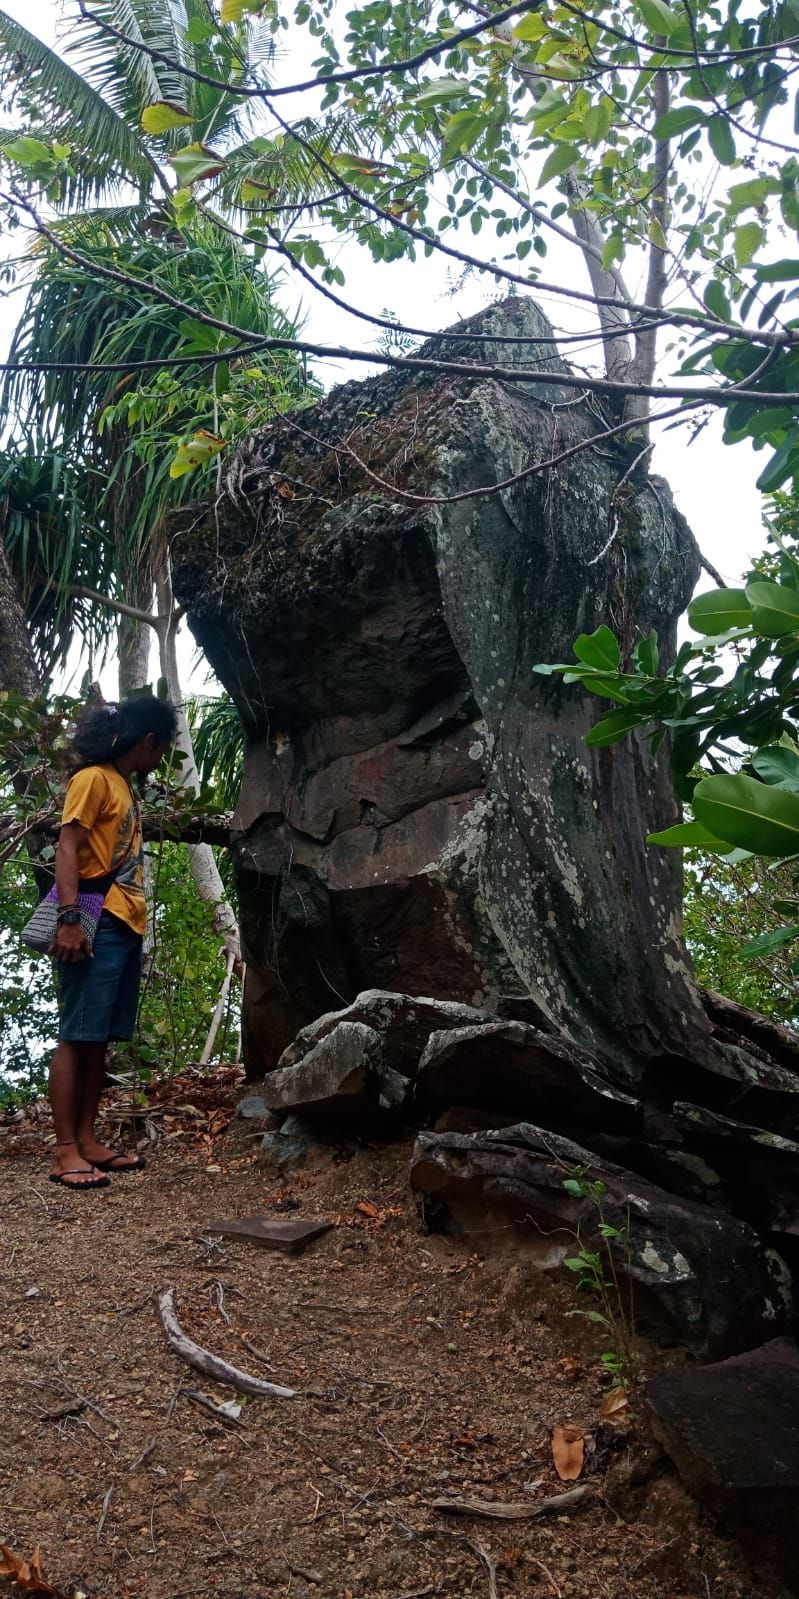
[601,1387,630,1422]
[0,1544,56,1594]
[354,1201,380,1219]
[551,1423,585,1481]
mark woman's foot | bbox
[50,1141,108,1189]
[78,1140,144,1173]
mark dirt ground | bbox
[0,1068,788,1599]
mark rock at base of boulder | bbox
[236,1094,274,1122]
[414,1020,641,1133]
[258,1114,314,1171]
[278,989,497,1077]
[647,1338,799,1590]
[261,1019,407,1122]
[410,1124,790,1359]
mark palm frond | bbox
[65,0,183,124]
[0,8,152,202]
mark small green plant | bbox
[562,1172,639,1389]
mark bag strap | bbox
[76,800,140,895]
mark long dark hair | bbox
[67,694,178,774]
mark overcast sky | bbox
[0,0,768,696]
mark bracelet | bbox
[56,903,79,918]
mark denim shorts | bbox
[58,910,143,1043]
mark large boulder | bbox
[172,295,706,1078]
[410,1124,790,1359]
[647,1338,799,1589]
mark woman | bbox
[48,694,178,1191]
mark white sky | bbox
[0,0,768,698]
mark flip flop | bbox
[91,1152,146,1174]
[49,1169,110,1191]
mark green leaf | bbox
[562,1179,587,1197]
[751,745,799,794]
[221,0,263,18]
[688,588,751,635]
[728,176,781,210]
[442,110,487,163]
[2,135,51,166]
[755,438,799,495]
[756,260,799,282]
[584,99,613,144]
[573,625,621,672]
[646,820,731,849]
[415,77,470,104]
[707,114,736,165]
[634,0,685,35]
[741,924,799,957]
[538,143,578,187]
[745,579,799,638]
[141,102,194,135]
[585,709,644,748]
[653,107,705,139]
[169,143,225,187]
[703,280,731,322]
[734,222,764,267]
[693,773,799,855]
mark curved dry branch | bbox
[156,1287,296,1399]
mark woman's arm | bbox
[51,820,92,962]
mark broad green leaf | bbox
[573,626,621,672]
[751,745,799,794]
[745,579,799,637]
[653,106,705,139]
[756,260,799,282]
[241,178,273,203]
[442,109,487,162]
[415,77,469,104]
[634,0,685,36]
[169,143,225,187]
[693,773,799,855]
[688,588,751,635]
[728,176,781,209]
[703,280,731,322]
[584,99,613,144]
[169,430,225,479]
[734,222,764,267]
[707,114,736,165]
[646,820,730,849]
[634,630,659,676]
[2,135,51,166]
[221,0,263,18]
[741,924,799,957]
[755,437,799,495]
[512,12,548,40]
[141,102,194,134]
[538,143,578,187]
[585,709,643,748]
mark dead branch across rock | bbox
[156,1286,296,1399]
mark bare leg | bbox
[48,1041,106,1187]
[77,1044,141,1171]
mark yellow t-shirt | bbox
[61,764,146,936]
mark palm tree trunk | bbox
[0,535,39,696]
[154,562,242,971]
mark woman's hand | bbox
[50,923,93,962]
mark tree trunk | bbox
[118,608,152,699]
[0,535,39,696]
[154,563,241,970]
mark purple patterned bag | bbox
[21,859,130,956]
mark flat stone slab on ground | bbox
[205,1216,335,1254]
